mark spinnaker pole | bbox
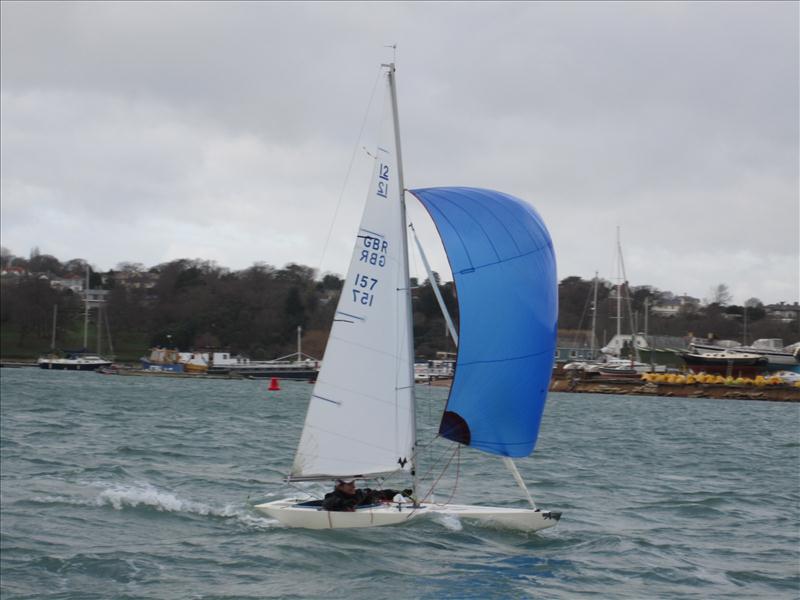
[409,223,458,344]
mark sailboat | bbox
[256,63,561,531]
[37,267,113,371]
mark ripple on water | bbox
[1,372,798,600]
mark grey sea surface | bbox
[1,368,798,599]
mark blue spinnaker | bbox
[410,187,558,458]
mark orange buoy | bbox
[268,377,281,391]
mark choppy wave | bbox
[2,370,798,600]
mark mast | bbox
[83,265,89,350]
[615,227,622,347]
[97,304,102,355]
[743,306,748,346]
[104,307,115,357]
[617,227,639,364]
[590,271,598,359]
[645,296,654,371]
[50,304,58,351]
[386,63,419,497]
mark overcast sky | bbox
[1,1,798,305]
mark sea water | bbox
[1,368,798,599]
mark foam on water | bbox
[91,481,283,530]
[431,512,463,531]
[94,481,216,514]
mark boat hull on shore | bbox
[37,356,112,371]
[207,365,317,379]
[678,351,768,377]
[691,342,800,372]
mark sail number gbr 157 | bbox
[352,272,378,306]
[353,235,388,307]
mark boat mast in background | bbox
[50,304,58,352]
[614,227,640,362]
[590,271,598,359]
[83,265,89,349]
[615,227,622,342]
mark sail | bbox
[410,187,557,458]
[290,71,415,480]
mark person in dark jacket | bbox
[321,479,412,512]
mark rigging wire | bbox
[315,67,383,279]
[406,443,460,517]
[358,433,458,500]
[574,281,594,337]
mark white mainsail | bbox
[290,70,415,480]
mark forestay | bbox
[410,187,557,458]
[290,73,415,480]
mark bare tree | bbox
[0,247,13,269]
[744,297,763,308]
[116,262,145,273]
[708,283,732,306]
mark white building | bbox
[50,275,85,293]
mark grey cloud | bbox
[1,1,797,304]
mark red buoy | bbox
[268,377,281,391]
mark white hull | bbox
[37,356,112,371]
[426,503,561,532]
[255,498,561,532]
[255,498,427,529]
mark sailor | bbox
[321,479,412,512]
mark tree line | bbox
[1,249,796,360]
[0,250,459,361]
[557,276,797,347]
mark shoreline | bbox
[3,362,798,402]
[423,375,800,402]
[549,376,800,402]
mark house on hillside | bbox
[0,266,27,278]
[765,302,800,323]
[112,270,158,289]
[50,275,84,293]
[650,295,700,318]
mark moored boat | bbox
[679,351,768,377]
[140,347,185,372]
[691,339,800,373]
[207,359,318,379]
[38,353,112,371]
